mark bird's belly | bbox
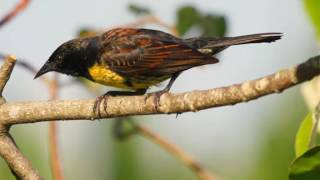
[88,64,169,89]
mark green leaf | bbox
[176,6,200,36]
[77,27,98,38]
[289,146,320,180]
[128,4,150,16]
[295,113,314,157]
[200,14,226,37]
[304,0,320,39]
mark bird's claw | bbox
[146,90,168,111]
[93,93,111,118]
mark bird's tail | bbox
[185,33,282,55]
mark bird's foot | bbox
[146,90,169,111]
[93,89,147,118]
[93,92,113,118]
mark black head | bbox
[34,36,100,79]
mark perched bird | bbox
[34,28,282,115]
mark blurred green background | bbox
[0,0,319,180]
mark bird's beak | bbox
[34,63,52,79]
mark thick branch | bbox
[0,55,42,179]
[0,55,16,96]
[0,55,319,124]
[0,132,42,180]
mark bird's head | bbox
[34,36,99,79]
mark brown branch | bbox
[0,0,31,28]
[0,55,42,179]
[48,75,64,180]
[132,122,215,180]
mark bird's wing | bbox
[100,28,219,77]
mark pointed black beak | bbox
[34,63,52,79]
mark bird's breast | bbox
[87,64,169,89]
[88,64,128,89]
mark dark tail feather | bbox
[202,33,282,48]
[185,32,282,55]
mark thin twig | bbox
[0,0,31,28]
[131,122,215,180]
[48,74,64,180]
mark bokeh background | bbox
[0,0,318,180]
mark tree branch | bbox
[0,55,16,96]
[0,55,42,179]
[0,55,318,125]
[0,55,319,178]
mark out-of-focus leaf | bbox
[128,4,150,16]
[176,6,200,36]
[112,118,136,140]
[304,0,320,39]
[77,28,98,38]
[200,14,226,37]
[295,113,314,157]
[289,146,320,180]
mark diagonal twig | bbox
[129,120,215,180]
[0,0,31,28]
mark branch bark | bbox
[0,55,319,179]
[0,56,42,179]
[0,55,318,125]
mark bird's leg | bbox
[93,89,147,118]
[149,72,181,111]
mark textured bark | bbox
[0,55,319,179]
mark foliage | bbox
[176,6,226,37]
[289,146,320,180]
[128,3,151,16]
[295,113,314,157]
[291,110,320,179]
[304,0,320,40]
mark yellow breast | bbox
[88,64,170,90]
[88,64,128,88]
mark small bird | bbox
[34,28,282,116]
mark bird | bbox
[34,28,282,116]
